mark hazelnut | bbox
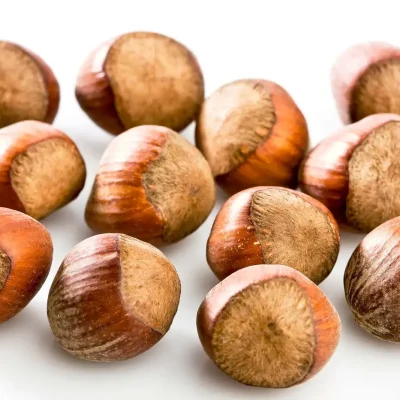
[0,41,59,128]
[331,41,400,123]
[0,121,86,220]
[47,233,181,362]
[0,207,53,323]
[299,113,400,233]
[207,186,339,283]
[75,31,204,135]
[344,216,400,342]
[195,79,309,195]
[85,125,215,245]
[197,264,340,388]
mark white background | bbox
[1,1,400,399]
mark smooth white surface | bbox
[1,1,400,399]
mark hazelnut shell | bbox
[0,207,53,323]
[197,264,340,388]
[344,216,400,342]
[85,125,215,245]
[331,41,400,123]
[207,186,339,283]
[0,41,59,127]
[76,32,204,135]
[47,233,181,362]
[195,79,309,195]
[0,121,86,220]
[299,113,400,232]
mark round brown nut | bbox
[0,40,59,128]
[299,113,400,233]
[207,186,339,283]
[197,264,340,388]
[344,216,400,342]
[85,125,215,245]
[195,79,309,195]
[0,121,86,220]
[0,207,53,323]
[47,233,181,362]
[75,31,204,134]
[332,41,400,123]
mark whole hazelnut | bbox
[0,41,59,128]
[85,125,215,245]
[0,207,53,323]
[299,113,400,233]
[197,264,340,388]
[331,41,400,123]
[0,121,86,220]
[75,31,204,135]
[47,233,181,362]
[195,79,309,195]
[344,216,400,342]
[207,186,339,283]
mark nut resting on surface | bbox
[0,208,53,323]
[47,233,181,362]
[75,31,204,134]
[85,125,215,245]
[0,121,86,220]
[197,264,340,388]
[195,79,309,195]
[331,41,400,123]
[0,41,59,128]
[207,186,339,283]
[299,113,400,233]
[344,216,400,342]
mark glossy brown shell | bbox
[331,42,400,124]
[197,264,340,386]
[196,80,309,195]
[47,233,180,361]
[75,33,204,135]
[298,113,400,219]
[84,127,166,244]
[344,216,400,341]
[0,207,53,323]
[0,121,85,215]
[75,38,124,134]
[207,186,339,280]
[3,41,60,124]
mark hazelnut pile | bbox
[1,34,400,390]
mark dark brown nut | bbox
[207,186,339,283]
[0,121,86,220]
[47,233,181,362]
[197,264,340,388]
[76,32,204,134]
[299,113,400,232]
[332,41,400,123]
[344,216,400,342]
[85,125,215,245]
[0,40,59,128]
[0,207,53,323]
[195,79,309,195]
